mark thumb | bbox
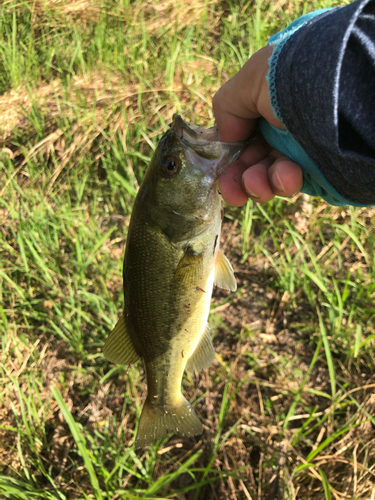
[212,73,259,142]
[212,45,282,143]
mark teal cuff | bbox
[259,120,370,207]
[263,10,372,207]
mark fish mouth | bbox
[171,114,248,178]
[172,114,220,145]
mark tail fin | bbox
[135,396,203,449]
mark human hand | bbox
[212,45,303,206]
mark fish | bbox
[103,114,247,448]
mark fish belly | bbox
[132,243,215,448]
[146,267,214,404]
[125,204,220,447]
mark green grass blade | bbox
[353,324,362,358]
[144,450,202,495]
[319,468,332,500]
[51,387,103,500]
[284,339,322,432]
[333,223,369,265]
[317,309,336,398]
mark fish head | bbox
[140,115,247,240]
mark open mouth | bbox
[170,114,249,178]
[172,114,220,143]
[171,114,223,160]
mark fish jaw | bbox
[172,114,248,181]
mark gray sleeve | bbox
[273,0,375,205]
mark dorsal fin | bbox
[103,314,140,365]
[214,250,237,291]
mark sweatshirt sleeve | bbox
[259,0,375,207]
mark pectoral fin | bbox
[214,250,237,291]
[173,248,204,286]
[103,314,140,365]
[186,324,215,372]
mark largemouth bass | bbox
[104,115,247,448]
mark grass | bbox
[1,0,375,498]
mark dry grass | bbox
[2,202,375,498]
[1,0,374,499]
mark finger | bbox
[268,158,303,197]
[218,135,304,205]
[218,159,251,206]
[240,156,303,202]
[218,138,270,206]
[212,60,263,142]
[215,111,257,143]
[241,159,275,203]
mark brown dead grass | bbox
[4,0,221,32]
[199,212,375,500]
[0,333,70,473]
[1,1,375,498]
[0,70,218,200]
[4,0,116,24]
[2,104,375,500]
[2,211,375,499]
[0,73,179,197]
[0,73,138,146]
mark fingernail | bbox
[291,190,301,198]
[242,179,260,200]
[270,167,286,193]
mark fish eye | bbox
[161,156,180,177]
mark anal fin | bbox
[214,249,237,291]
[103,314,140,365]
[186,324,215,372]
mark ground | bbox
[0,1,375,499]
